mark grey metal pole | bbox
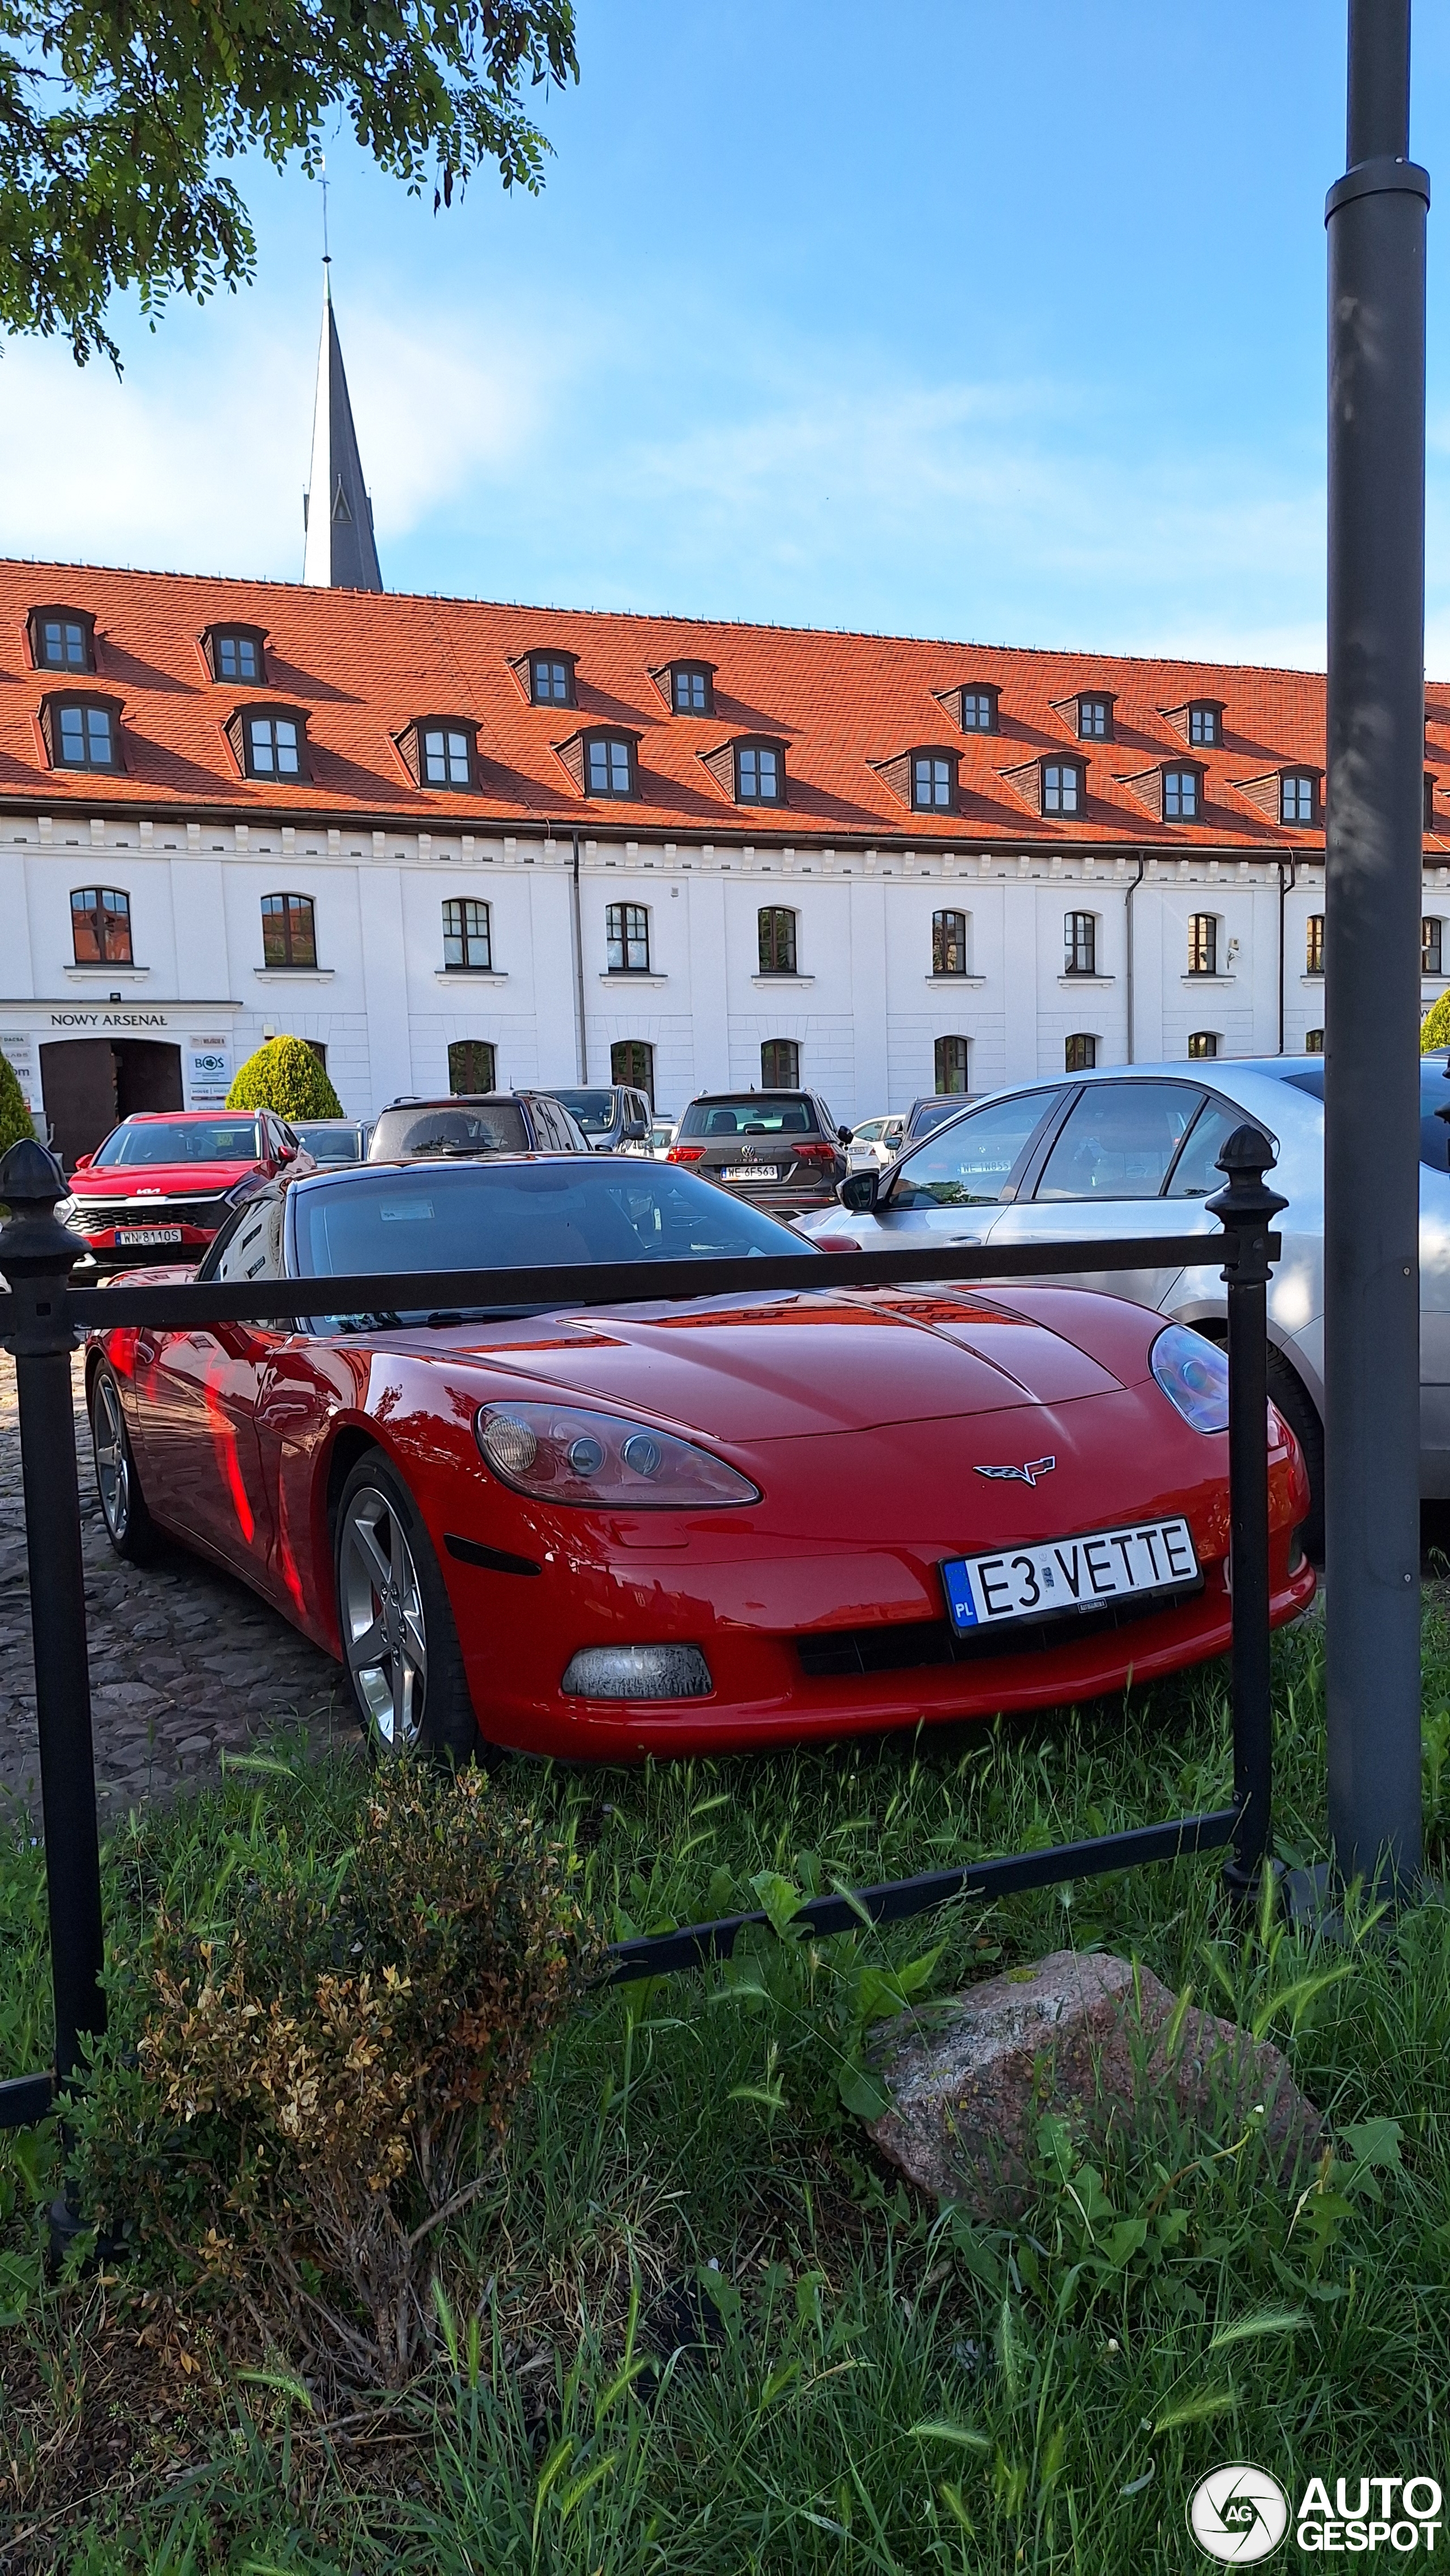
[1324,0,1428,1893]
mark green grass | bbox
[6,1604,1450,2571]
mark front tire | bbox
[89,1365,161,1563]
[1265,1347,1324,1565]
[333,1453,480,1765]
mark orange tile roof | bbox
[1,556,1444,849]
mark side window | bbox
[1034,1083,1204,1203]
[887,1091,1064,1211]
[201,1190,285,1283]
[1166,1097,1249,1200]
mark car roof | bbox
[291,1151,629,1187]
[120,1107,262,1123]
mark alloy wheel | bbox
[339,1484,429,1751]
[92,1374,131,1543]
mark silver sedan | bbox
[798,1055,1450,1551]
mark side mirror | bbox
[836,1126,852,1146]
[624,1111,649,1140]
[839,1170,878,1213]
[277,1139,297,1163]
[74,1152,93,1172]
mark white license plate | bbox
[723,1164,779,1181]
[116,1227,184,1246]
[942,1516,1199,1632]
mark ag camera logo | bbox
[1188,2465,1290,2564]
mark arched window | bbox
[448,1039,497,1095]
[442,898,492,971]
[1187,913,1218,976]
[1424,917,1444,977]
[1306,914,1324,975]
[761,1038,800,1088]
[1187,1031,1219,1060]
[1064,911,1097,975]
[1064,1033,1097,1072]
[606,903,650,972]
[932,909,968,976]
[934,1035,970,1095]
[611,1039,654,1103]
[70,887,132,966]
[1305,1029,1324,1054]
[758,907,798,974]
[260,893,317,969]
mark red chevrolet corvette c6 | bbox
[84,1155,1315,1762]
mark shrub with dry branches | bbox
[76,1766,600,2392]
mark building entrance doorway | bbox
[39,1037,184,1170]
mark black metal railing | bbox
[0,1126,1286,2134]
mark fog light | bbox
[561,1644,713,1701]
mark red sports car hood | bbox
[424,1289,1131,1439]
[72,1158,257,1197]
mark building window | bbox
[958,687,998,732]
[670,664,714,715]
[1188,702,1222,746]
[1064,911,1097,976]
[1163,767,1201,821]
[1188,913,1218,976]
[606,903,650,973]
[1427,775,1438,832]
[1077,695,1112,740]
[1425,917,1444,977]
[213,631,261,682]
[1281,772,1317,825]
[246,715,301,778]
[932,908,968,976]
[912,754,956,812]
[260,892,317,969]
[449,1039,497,1094]
[585,734,636,797]
[1043,761,1083,817]
[735,742,783,803]
[1306,913,1325,975]
[1065,1033,1097,1072]
[51,701,119,770]
[531,654,574,706]
[611,1038,655,1102]
[442,898,492,970]
[758,905,798,974]
[70,887,132,966]
[1187,1031,1219,1059]
[34,612,93,672]
[934,1035,970,1095]
[1306,1028,1324,1054]
[423,725,473,787]
[761,1039,800,1088]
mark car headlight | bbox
[1150,1323,1229,1432]
[475,1402,760,1508]
[54,1196,78,1224]
[224,1178,262,1208]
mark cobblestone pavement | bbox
[0,1352,355,1823]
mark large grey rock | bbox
[867,1949,1323,2216]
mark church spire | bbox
[302,258,383,592]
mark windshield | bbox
[551,1088,616,1136]
[369,1102,530,1160]
[291,1161,811,1307]
[680,1096,820,1138]
[295,1122,364,1164]
[92,1119,261,1167]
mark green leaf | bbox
[1338,2117,1403,2171]
[749,1870,807,1938]
[910,2420,992,2454]
[838,2061,893,2121]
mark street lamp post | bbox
[1324,0,1428,1892]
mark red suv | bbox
[57,1110,303,1269]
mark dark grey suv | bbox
[368,1093,589,1162]
[668,1089,850,1215]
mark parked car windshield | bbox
[368,1101,530,1160]
[291,1160,812,1286]
[550,1088,616,1135]
[294,1121,365,1164]
[92,1119,261,1167]
[1286,1058,1450,1174]
[680,1096,821,1138]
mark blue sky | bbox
[3,0,1449,670]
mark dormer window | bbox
[912,751,957,812]
[1281,771,1318,826]
[1163,766,1202,821]
[586,733,637,797]
[1428,774,1439,832]
[41,694,121,772]
[225,705,310,781]
[514,647,578,707]
[1043,759,1084,816]
[29,606,95,673]
[203,624,267,685]
[1188,701,1222,746]
[735,740,784,804]
[1076,694,1114,741]
[394,716,479,789]
[663,661,716,715]
[957,684,1000,733]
